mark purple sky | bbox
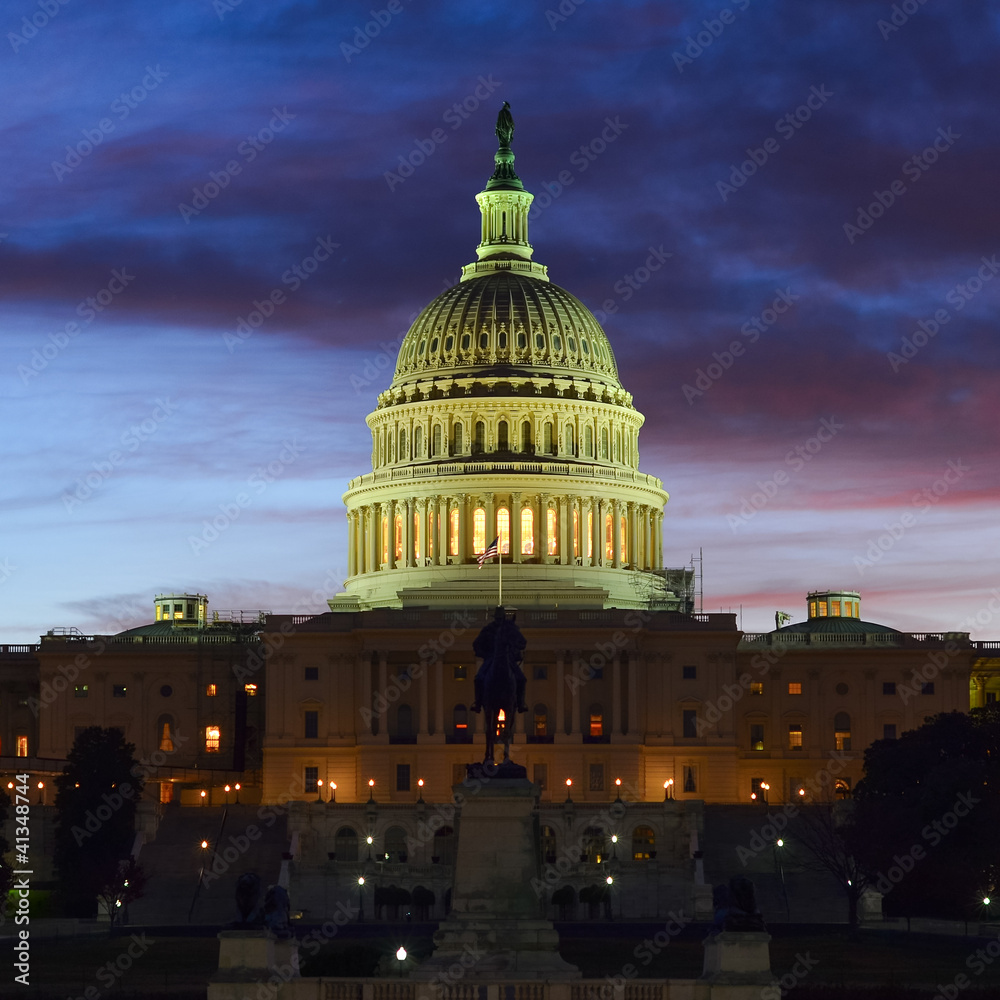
[3,1,998,643]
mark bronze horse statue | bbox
[471,607,527,764]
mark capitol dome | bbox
[390,270,623,392]
[332,106,682,613]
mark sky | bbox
[2,0,998,643]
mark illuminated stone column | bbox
[656,510,664,569]
[595,499,605,566]
[405,498,415,568]
[511,491,522,564]
[612,499,622,570]
[581,499,591,567]
[540,493,551,563]
[628,502,638,568]
[416,498,427,566]
[437,497,448,565]
[346,512,356,577]
[456,493,468,563]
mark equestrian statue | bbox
[470,606,528,764]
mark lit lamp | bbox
[396,946,407,977]
[760,782,770,806]
[234,782,241,804]
[37,781,44,805]
[366,834,374,861]
[565,778,573,803]
[664,778,674,801]
[368,778,375,803]
[417,778,424,803]
[316,779,324,803]
[614,777,622,802]
[330,782,337,803]
[200,789,207,806]
[357,875,365,921]
[224,784,231,804]
[611,833,618,860]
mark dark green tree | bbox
[53,726,145,917]
[853,707,1000,919]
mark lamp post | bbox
[565,778,573,803]
[663,778,674,801]
[316,779,324,803]
[366,835,374,861]
[368,778,375,803]
[234,782,241,804]
[614,777,622,802]
[200,789,207,807]
[417,778,424,803]
[357,876,365,922]
[330,782,337,803]
[224,784,231,804]
[396,946,407,977]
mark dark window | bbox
[883,724,897,740]
[112,684,127,698]
[533,666,548,680]
[590,666,603,680]
[533,763,547,791]
[835,682,849,696]
[750,724,765,750]
[160,684,172,697]
[683,766,697,793]
[453,665,467,679]
[75,685,88,698]
[396,764,410,792]
[921,682,935,695]
[305,667,319,681]
[304,711,318,739]
[589,763,604,791]
[882,682,896,695]
[682,709,698,738]
[988,692,998,704]
[682,665,696,679]
[304,766,318,794]
[334,827,358,862]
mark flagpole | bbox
[498,541,503,607]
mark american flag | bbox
[478,536,500,568]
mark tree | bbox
[853,707,1000,919]
[96,856,148,927]
[54,727,145,917]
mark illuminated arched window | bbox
[522,421,531,451]
[620,516,627,563]
[394,514,403,560]
[600,427,609,459]
[546,508,558,555]
[521,507,534,555]
[497,508,510,554]
[413,511,421,560]
[473,508,486,554]
[428,513,435,559]
[585,425,593,457]
[565,423,575,454]
[453,423,463,455]
[632,825,655,861]
[605,514,613,559]
[449,508,459,556]
[157,715,175,752]
[615,428,621,461]
[543,422,553,454]
[414,425,423,456]
[497,420,509,450]
[432,424,442,456]
[834,712,852,751]
[381,517,389,564]
[587,510,593,558]
[573,509,580,557]
[398,428,406,458]
[474,421,485,453]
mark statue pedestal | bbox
[413,776,579,982]
[208,930,300,999]
[701,931,772,997]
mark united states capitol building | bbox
[3,109,998,922]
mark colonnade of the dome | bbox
[368,403,643,471]
[345,490,664,580]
